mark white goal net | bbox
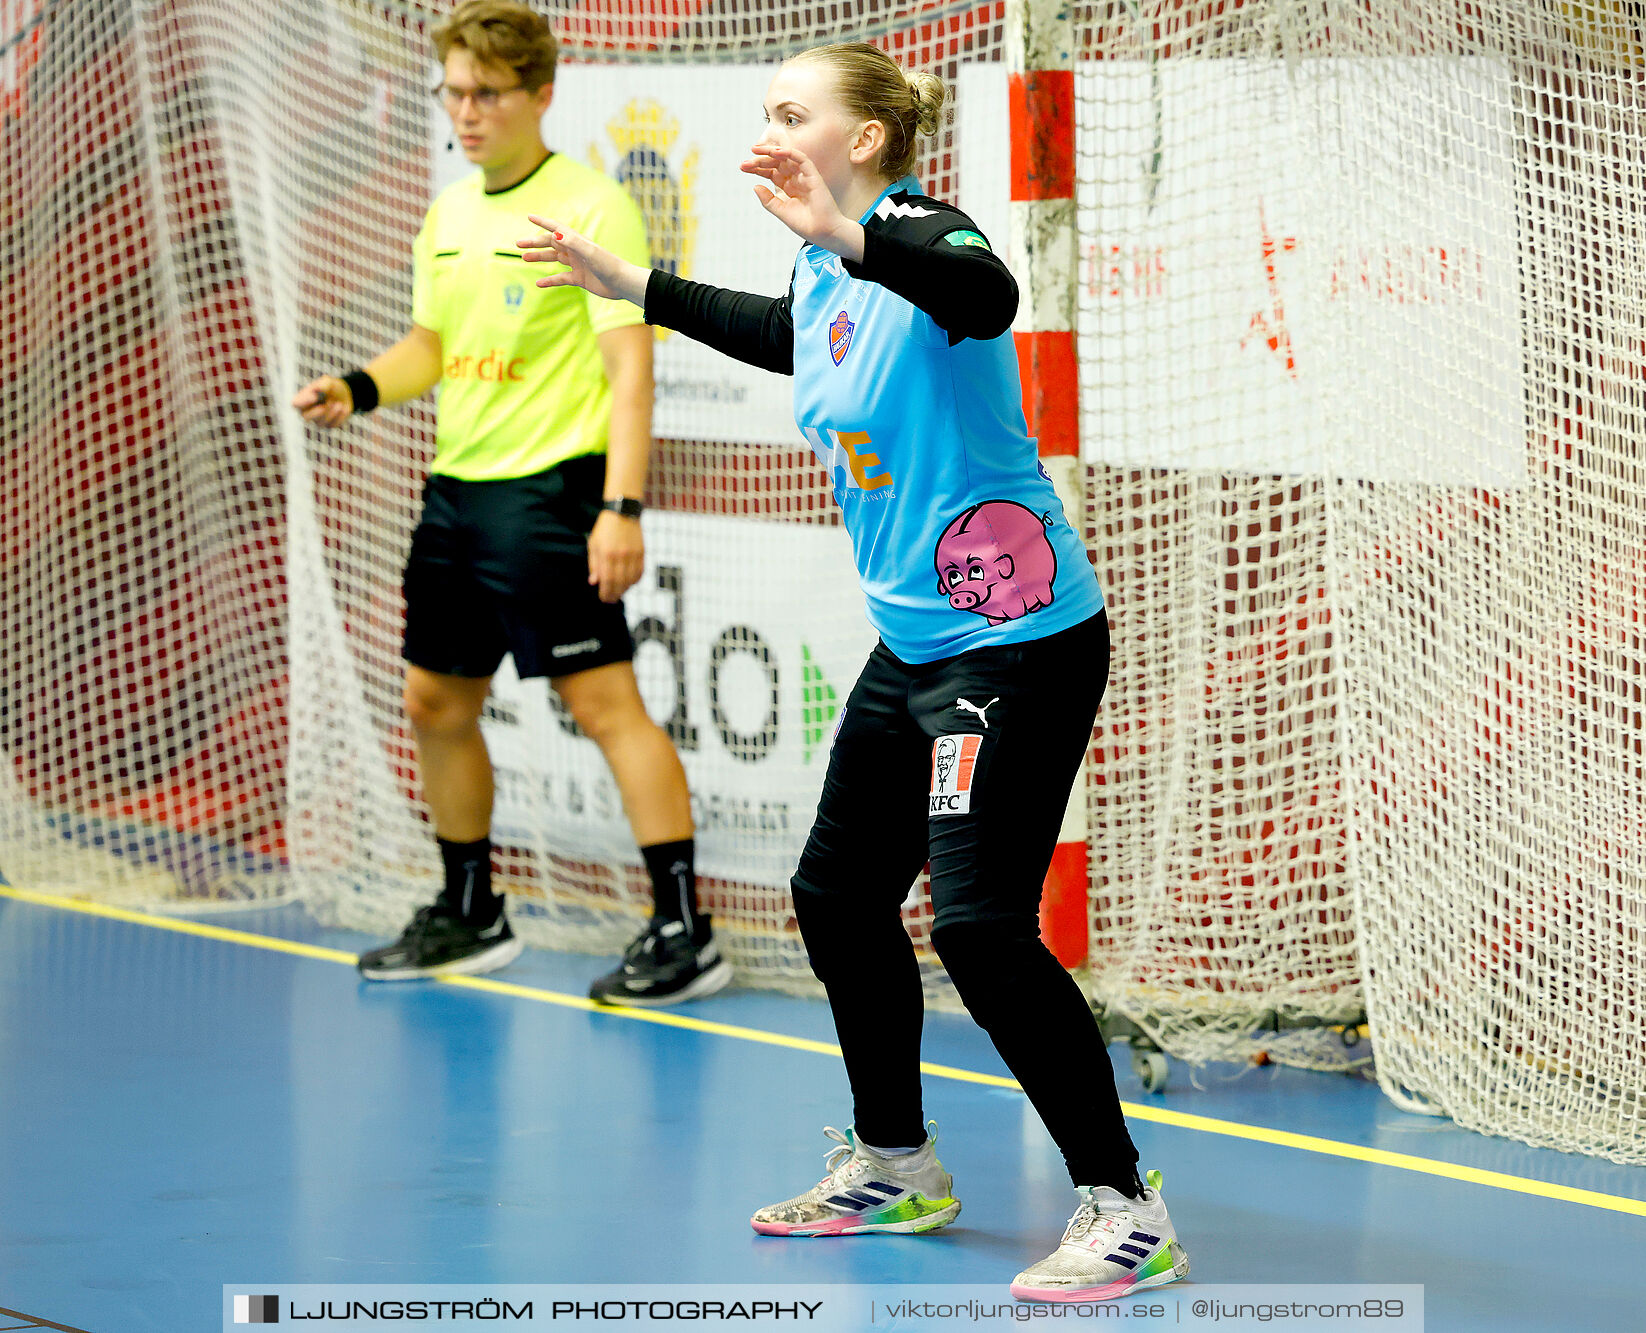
[2,0,1642,1162]
[1075,1,1644,1161]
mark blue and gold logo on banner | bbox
[593,99,699,338]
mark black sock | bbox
[436,836,500,923]
[641,839,707,941]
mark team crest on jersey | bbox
[930,734,983,817]
[829,310,855,366]
[504,282,525,311]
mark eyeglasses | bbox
[431,81,524,111]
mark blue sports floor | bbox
[3,885,1644,1332]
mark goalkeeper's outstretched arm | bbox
[520,215,793,374]
[291,323,443,427]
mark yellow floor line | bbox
[6,883,1645,1220]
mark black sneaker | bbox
[588,920,732,1006]
[357,903,523,981]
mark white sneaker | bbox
[751,1124,961,1237]
[1011,1170,1190,1302]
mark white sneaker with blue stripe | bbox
[1011,1170,1189,1302]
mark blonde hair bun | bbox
[906,70,947,138]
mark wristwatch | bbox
[602,497,645,519]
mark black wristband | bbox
[341,368,380,414]
[602,497,645,519]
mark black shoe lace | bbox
[398,904,446,944]
[622,925,663,965]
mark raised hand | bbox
[739,144,862,259]
[519,215,649,306]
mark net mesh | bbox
[2,0,1643,1162]
[0,0,1006,984]
[2,0,290,910]
[1077,0,1645,1159]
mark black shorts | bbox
[792,612,1110,930]
[402,455,635,680]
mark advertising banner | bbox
[960,59,1522,484]
[480,512,872,887]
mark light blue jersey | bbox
[787,179,1104,664]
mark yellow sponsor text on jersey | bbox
[838,431,893,491]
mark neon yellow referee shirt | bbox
[412,153,649,481]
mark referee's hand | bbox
[292,376,353,428]
[587,509,644,603]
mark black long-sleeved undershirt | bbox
[844,220,1018,342]
[642,191,1017,372]
[644,273,797,374]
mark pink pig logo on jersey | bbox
[829,310,855,365]
[934,500,1058,625]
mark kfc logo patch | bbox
[929,734,983,817]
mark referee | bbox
[292,0,727,1006]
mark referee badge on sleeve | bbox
[929,734,983,816]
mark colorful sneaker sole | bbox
[357,935,524,982]
[752,1196,961,1237]
[1010,1239,1189,1303]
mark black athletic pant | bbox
[790,612,1140,1190]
